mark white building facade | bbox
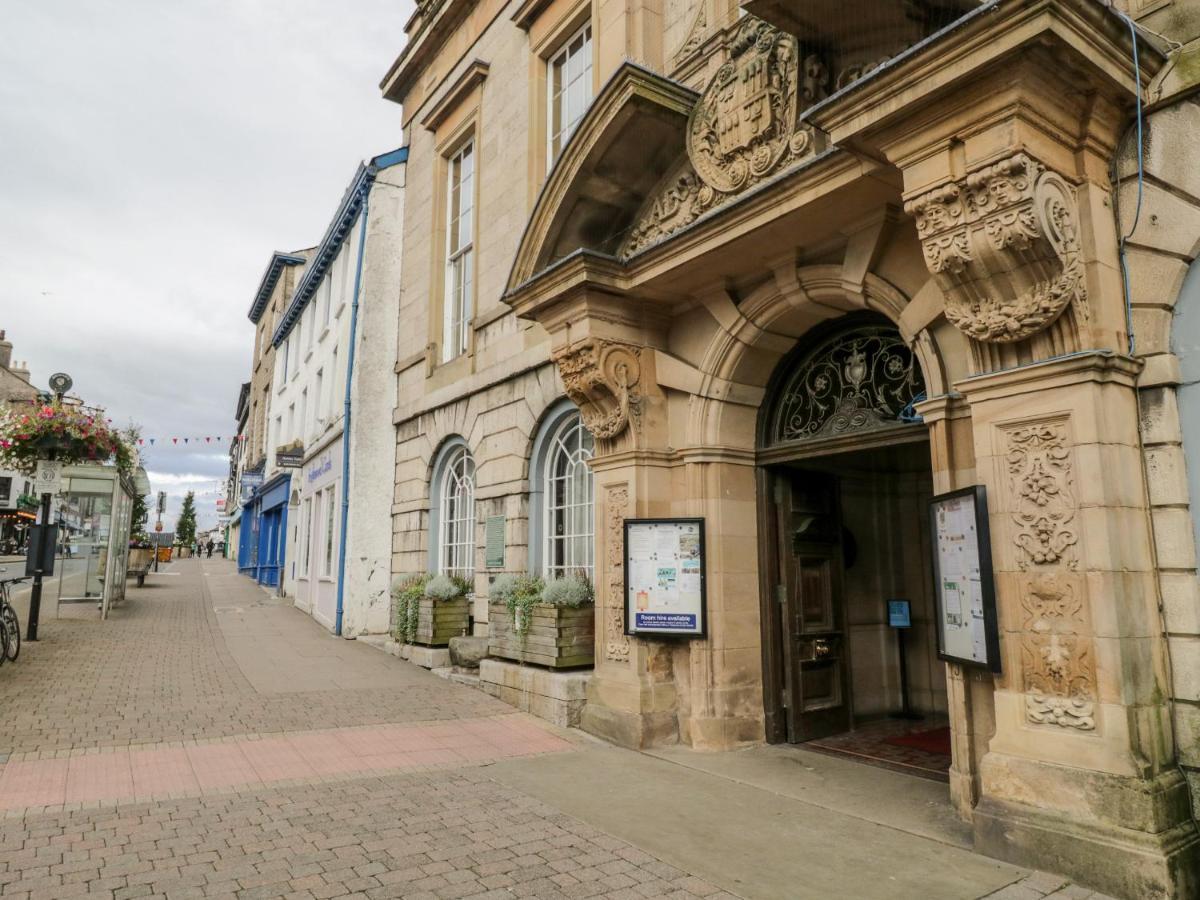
[268,148,407,633]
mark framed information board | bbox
[929,486,1001,672]
[624,518,706,637]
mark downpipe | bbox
[334,179,372,636]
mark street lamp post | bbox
[26,372,73,642]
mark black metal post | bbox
[26,490,51,642]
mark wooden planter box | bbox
[413,596,470,647]
[488,602,595,669]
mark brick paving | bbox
[0,560,734,899]
[0,559,1111,899]
[0,563,501,758]
[0,769,734,900]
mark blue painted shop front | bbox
[237,473,290,588]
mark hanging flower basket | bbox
[0,403,136,476]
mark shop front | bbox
[239,472,290,589]
[503,7,1196,897]
[293,436,342,630]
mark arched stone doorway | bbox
[755,314,948,762]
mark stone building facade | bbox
[382,1,1200,896]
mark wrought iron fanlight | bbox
[769,325,925,445]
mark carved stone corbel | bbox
[905,153,1088,345]
[551,339,643,441]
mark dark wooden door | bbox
[774,471,851,742]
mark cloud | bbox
[0,0,415,531]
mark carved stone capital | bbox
[904,153,1087,344]
[552,340,643,441]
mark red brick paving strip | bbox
[0,716,572,813]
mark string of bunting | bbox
[136,435,248,447]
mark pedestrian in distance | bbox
[206,539,214,558]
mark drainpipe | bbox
[334,172,373,636]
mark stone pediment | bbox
[505,64,699,293]
[620,16,828,258]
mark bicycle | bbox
[0,570,25,662]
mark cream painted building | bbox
[381,1,1200,896]
[267,149,407,634]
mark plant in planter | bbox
[391,573,471,647]
[488,571,595,669]
[491,573,545,635]
[391,574,430,644]
[417,574,472,646]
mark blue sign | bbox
[635,612,697,630]
[888,599,911,629]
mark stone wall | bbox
[1122,93,1200,810]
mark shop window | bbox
[529,402,594,578]
[442,139,475,362]
[430,440,476,579]
[547,23,593,166]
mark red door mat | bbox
[883,726,952,756]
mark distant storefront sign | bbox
[240,470,264,502]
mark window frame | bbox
[528,400,595,579]
[321,486,337,579]
[546,21,593,167]
[429,440,476,580]
[442,138,476,363]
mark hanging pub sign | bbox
[929,486,1001,672]
[275,444,304,469]
[624,518,707,637]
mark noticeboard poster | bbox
[624,518,706,637]
[929,486,1001,672]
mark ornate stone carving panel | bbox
[551,340,643,442]
[905,153,1088,345]
[1020,574,1096,731]
[604,484,631,663]
[1005,421,1078,570]
[1001,419,1095,732]
[622,16,824,257]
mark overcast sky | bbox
[0,0,415,530]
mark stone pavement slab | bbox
[489,740,1025,900]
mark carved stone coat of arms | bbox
[686,17,805,195]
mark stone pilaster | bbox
[958,353,1199,899]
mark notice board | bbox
[624,518,706,637]
[929,486,1000,671]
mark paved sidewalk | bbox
[0,559,1108,899]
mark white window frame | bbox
[547,22,593,166]
[436,446,476,579]
[442,139,475,362]
[321,486,337,578]
[541,412,595,579]
[299,497,311,577]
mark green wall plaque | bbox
[485,515,505,569]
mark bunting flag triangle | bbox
[172,438,178,445]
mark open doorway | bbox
[763,440,950,780]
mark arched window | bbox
[431,442,476,579]
[530,403,595,579]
